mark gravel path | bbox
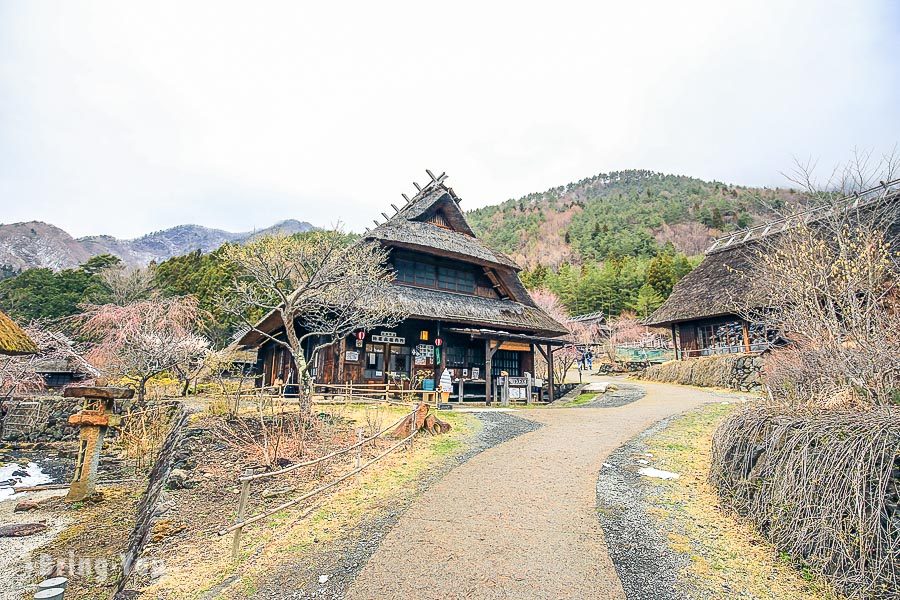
[596,415,693,600]
[254,412,540,599]
[345,379,725,600]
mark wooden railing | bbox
[312,382,440,405]
[217,405,419,559]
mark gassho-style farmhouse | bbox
[237,172,570,403]
[646,180,900,359]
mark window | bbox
[446,345,467,367]
[491,350,520,377]
[438,266,475,293]
[696,321,744,356]
[395,258,436,287]
[394,256,476,294]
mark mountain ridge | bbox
[0,219,316,271]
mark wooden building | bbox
[238,172,569,403]
[647,181,900,358]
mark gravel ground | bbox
[252,411,541,600]
[0,489,70,600]
[596,415,696,600]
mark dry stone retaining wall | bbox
[638,354,763,392]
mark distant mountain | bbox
[466,170,803,269]
[0,219,315,270]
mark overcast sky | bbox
[1,1,898,238]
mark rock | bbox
[318,575,329,584]
[11,468,29,478]
[14,499,40,512]
[0,523,48,537]
[166,468,194,490]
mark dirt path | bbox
[345,379,728,600]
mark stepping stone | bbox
[0,522,48,537]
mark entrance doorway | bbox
[364,343,411,384]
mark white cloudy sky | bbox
[1,1,898,238]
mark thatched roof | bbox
[365,176,520,271]
[645,243,758,326]
[237,172,569,347]
[0,310,38,356]
[383,285,568,336]
[648,181,900,327]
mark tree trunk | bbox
[279,310,313,413]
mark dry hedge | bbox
[639,354,763,391]
[710,404,900,598]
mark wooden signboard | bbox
[500,341,531,352]
[372,332,406,345]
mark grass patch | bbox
[642,402,840,600]
[141,405,480,598]
[557,392,597,407]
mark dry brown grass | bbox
[137,405,479,599]
[644,403,840,599]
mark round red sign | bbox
[434,337,443,347]
[356,331,366,340]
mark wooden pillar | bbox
[337,337,346,382]
[484,339,501,405]
[547,344,555,403]
[485,338,493,405]
[741,320,751,353]
[672,323,680,360]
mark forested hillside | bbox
[468,170,797,266]
[468,170,801,317]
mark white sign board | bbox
[509,387,526,399]
[345,351,359,362]
[372,334,406,345]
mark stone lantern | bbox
[63,385,134,502]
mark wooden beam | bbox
[484,339,502,406]
[546,345,553,401]
[672,324,680,360]
[742,320,751,353]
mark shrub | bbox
[711,404,900,597]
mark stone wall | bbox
[638,353,763,392]
[115,405,187,597]
[2,396,81,442]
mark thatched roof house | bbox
[648,180,900,359]
[239,171,568,403]
[0,310,37,356]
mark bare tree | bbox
[80,297,210,402]
[602,312,645,369]
[219,231,405,412]
[99,264,155,305]
[743,153,900,408]
[200,347,258,415]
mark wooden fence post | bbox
[232,474,251,560]
[355,428,363,469]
